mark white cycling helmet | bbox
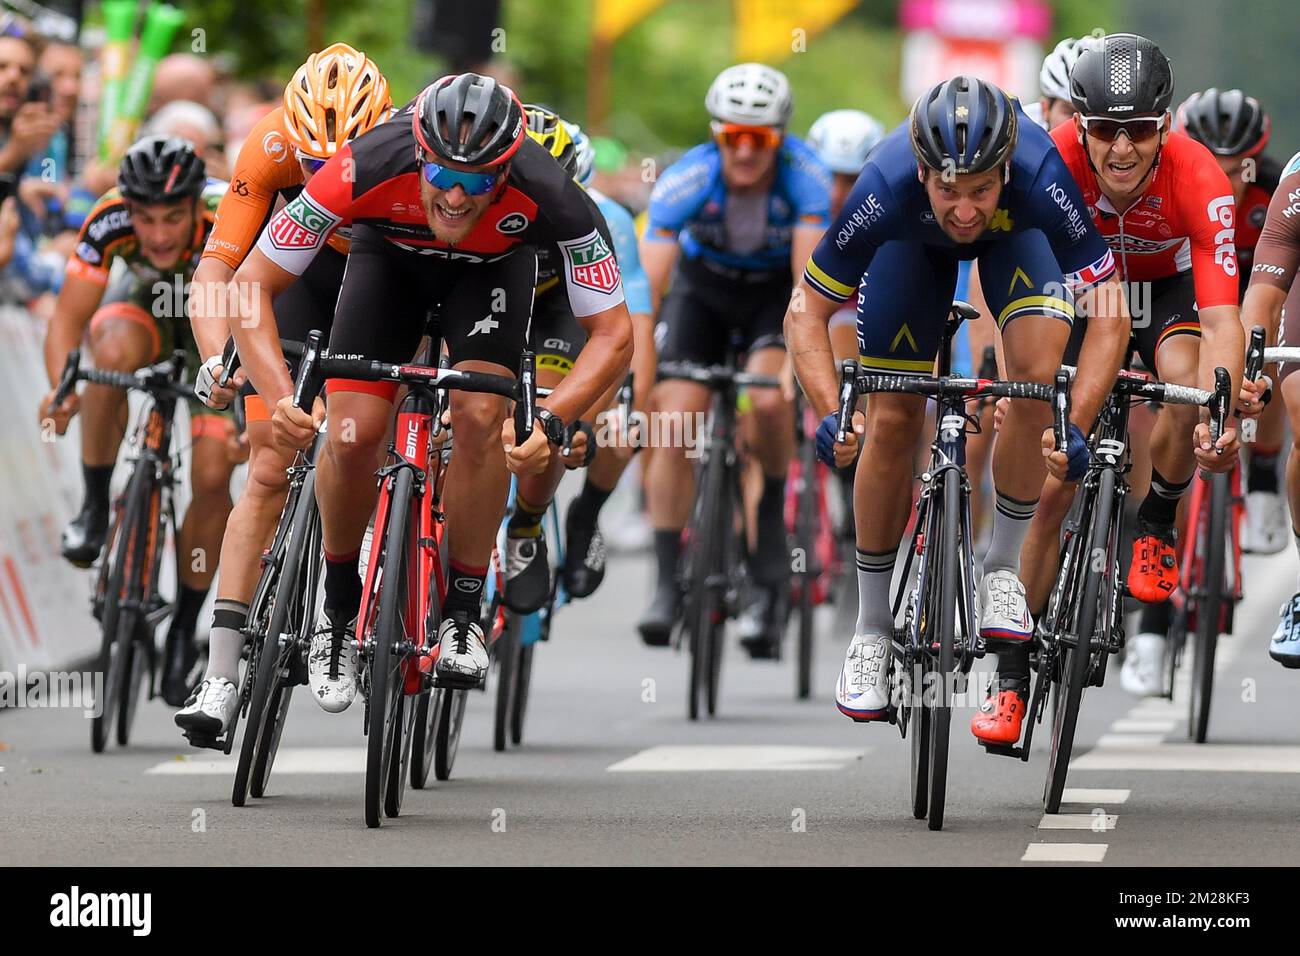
[564,120,595,186]
[706,62,793,126]
[1039,36,1085,102]
[807,109,885,174]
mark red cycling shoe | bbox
[1128,519,1178,604]
[971,686,1028,745]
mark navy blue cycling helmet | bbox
[909,76,1017,177]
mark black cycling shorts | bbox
[1065,271,1199,373]
[656,256,789,365]
[532,289,588,379]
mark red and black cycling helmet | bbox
[1069,33,1174,118]
[1176,88,1270,157]
[117,135,207,204]
[413,72,526,167]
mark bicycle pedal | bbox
[432,673,483,691]
[182,731,225,752]
[979,741,1027,760]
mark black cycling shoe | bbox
[161,624,200,707]
[61,498,109,567]
[562,502,607,599]
[637,585,680,647]
[738,586,783,660]
[504,533,551,614]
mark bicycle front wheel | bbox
[1044,468,1115,813]
[1189,471,1228,744]
[924,470,960,832]
[493,613,520,751]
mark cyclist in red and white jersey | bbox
[1017,34,1254,700]
[217,74,631,703]
[1177,87,1289,554]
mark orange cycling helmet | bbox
[283,42,392,158]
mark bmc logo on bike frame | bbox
[404,418,421,460]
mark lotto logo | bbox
[1206,196,1237,277]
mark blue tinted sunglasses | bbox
[421,161,499,195]
[296,151,328,173]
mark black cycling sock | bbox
[1138,466,1190,528]
[323,548,362,620]
[995,642,1032,686]
[170,584,210,635]
[570,479,613,527]
[445,560,485,617]
[508,494,547,538]
[1137,598,1174,636]
[82,463,113,512]
[653,530,681,591]
[1248,447,1280,494]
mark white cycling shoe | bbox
[307,610,358,713]
[978,569,1033,642]
[1243,491,1288,555]
[435,610,489,686]
[174,678,238,738]
[1120,632,1166,697]
[835,633,891,721]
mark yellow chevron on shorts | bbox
[1008,266,1033,293]
[889,323,918,353]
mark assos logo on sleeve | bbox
[268,193,340,250]
[564,232,620,294]
[1207,196,1237,277]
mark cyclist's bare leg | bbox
[1283,371,1300,541]
[443,360,513,572]
[514,366,569,514]
[1147,336,1201,494]
[179,423,237,591]
[645,379,711,530]
[82,316,154,466]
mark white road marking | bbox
[1022,843,1108,862]
[1109,718,1177,733]
[1073,743,1300,773]
[1094,733,1166,748]
[1037,813,1117,831]
[146,747,366,775]
[1061,788,1130,804]
[607,745,866,772]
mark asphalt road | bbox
[3,512,1299,866]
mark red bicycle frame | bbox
[1173,462,1244,632]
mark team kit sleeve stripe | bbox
[996,294,1075,328]
[804,258,856,300]
[858,353,935,373]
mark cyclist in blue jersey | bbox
[638,63,833,657]
[785,76,1132,744]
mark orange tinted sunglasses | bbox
[711,122,783,149]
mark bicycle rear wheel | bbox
[364,468,416,828]
[1189,472,1227,744]
[511,638,535,745]
[684,467,724,721]
[433,687,468,780]
[493,613,520,750]
[115,614,148,746]
[794,447,819,701]
[1044,469,1115,813]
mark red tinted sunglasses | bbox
[1080,115,1165,144]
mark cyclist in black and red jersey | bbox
[196,74,630,720]
[1177,87,1288,555]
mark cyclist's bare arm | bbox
[1242,282,1288,347]
[227,247,298,404]
[1197,303,1245,410]
[783,276,842,417]
[640,236,679,316]
[1067,275,1132,430]
[550,302,634,424]
[189,256,237,361]
[42,272,103,390]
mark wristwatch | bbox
[535,407,566,446]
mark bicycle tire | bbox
[1044,468,1115,813]
[511,639,534,745]
[925,470,959,832]
[115,614,147,746]
[1190,472,1228,744]
[255,501,321,797]
[232,472,315,806]
[433,686,468,781]
[365,467,415,828]
[683,453,724,721]
[494,612,520,750]
[795,444,819,700]
[908,655,930,820]
[91,464,151,752]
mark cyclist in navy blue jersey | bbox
[785,76,1132,748]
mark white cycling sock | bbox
[202,600,248,685]
[983,491,1038,574]
[855,547,898,637]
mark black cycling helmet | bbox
[1177,88,1270,157]
[909,75,1017,176]
[413,72,526,167]
[1069,33,1173,118]
[117,135,206,204]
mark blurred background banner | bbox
[899,0,1049,104]
[733,0,858,63]
[595,0,672,40]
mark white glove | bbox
[194,355,231,410]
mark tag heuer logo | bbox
[497,212,528,234]
[268,194,335,250]
[567,234,619,294]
